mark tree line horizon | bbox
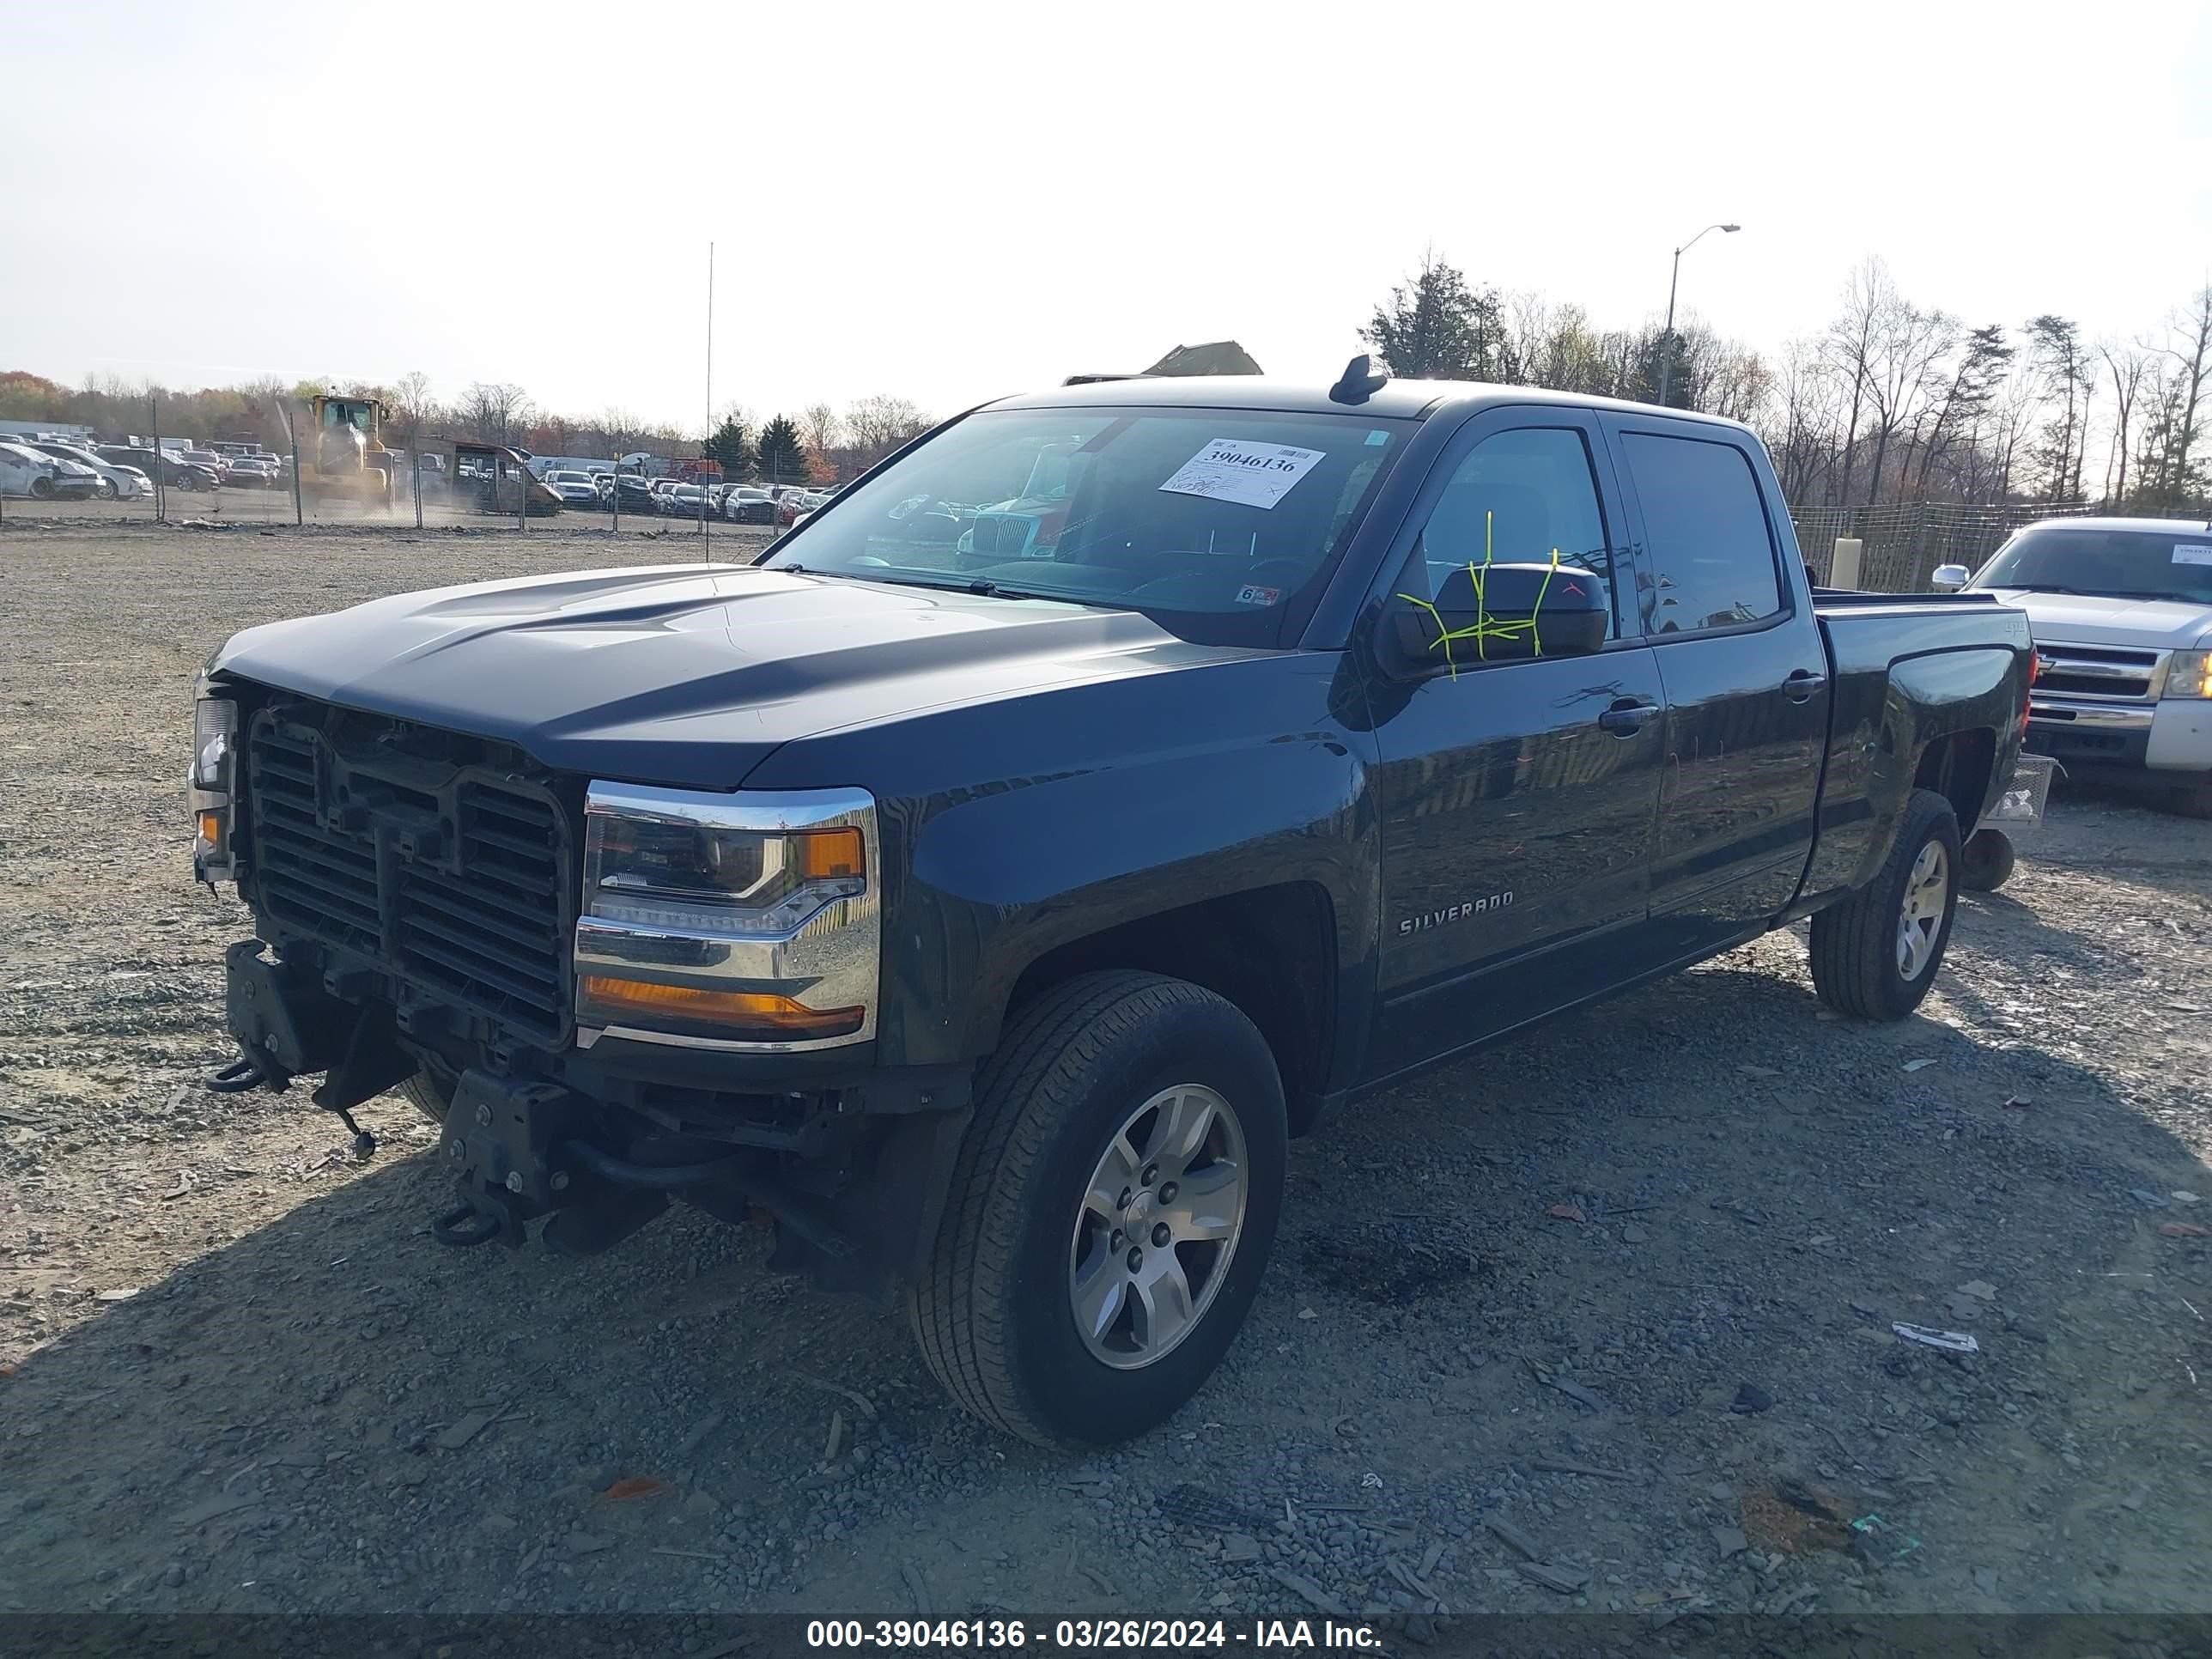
[4,252,2207,508]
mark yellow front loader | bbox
[295,394,395,508]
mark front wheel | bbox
[96,478,118,501]
[29,477,53,499]
[1810,787,1961,1020]
[2169,780,2212,820]
[908,970,1286,1448]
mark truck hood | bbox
[210,562,1240,789]
[1987,588,2212,649]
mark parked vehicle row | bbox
[556,472,836,522]
[0,441,103,500]
[1,438,153,500]
[99,445,221,491]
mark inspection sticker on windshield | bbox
[1159,439,1325,510]
[2174,543,2212,565]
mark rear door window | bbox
[1618,433,1784,635]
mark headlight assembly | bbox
[2165,649,2212,700]
[574,783,880,1049]
[189,672,241,883]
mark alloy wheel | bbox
[1067,1084,1249,1370]
[1896,839,1949,980]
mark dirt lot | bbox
[3,520,2210,1628]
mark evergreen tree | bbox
[1360,252,1516,380]
[705,414,752,477]
[756,415,806,485]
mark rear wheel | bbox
[1810,787,1960,1020]
[908,970,1285,1447]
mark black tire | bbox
[908,970,1286,1448]
[2169,780,2212,820]
[400,1067,452,1125]
[29,477,52,500]
[1958,827,2017,892]
[1810,787,1961,1020]
[95,478,118,501]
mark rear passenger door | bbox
[1600,416,1829,954]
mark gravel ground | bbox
[3,520,2209,1628]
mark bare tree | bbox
[2024,316,2094,501]
[1908,325,2010,500]
[2137,286,2212,511]
[1759,340,1844,502]
[799,402,841,458]
[2098,344,2150,505]
[392,370,435,429]
[454,382,534,447]
[842,395,933,468]
[1823,258,1894,505]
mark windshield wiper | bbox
[2002,583,2083,595]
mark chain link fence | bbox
[1786,501,2114,593]
[0,411,781,544]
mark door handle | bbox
[1598,697,1657,736]
[1783,668,1829,703]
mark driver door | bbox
[1366,410,1669,1077]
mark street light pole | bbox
[1657,222,1740,409]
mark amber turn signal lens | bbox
[793,826,864,881]
[198,811,223,846]
[579,976,864,1038]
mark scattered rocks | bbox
[1730,1383,1775,1415]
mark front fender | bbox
[741,653,1379,1068]
[904,736,1375,1060]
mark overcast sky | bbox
[7,0,2208,430]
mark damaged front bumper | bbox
[215,939,971,1289]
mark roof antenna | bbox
[1329,354,1389,405]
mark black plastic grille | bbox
[396,791,566,1038]
[244,712,570,1044]
[250,724,382,957]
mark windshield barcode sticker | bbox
[1159,439,1325,510]
[2173,544,2212,565]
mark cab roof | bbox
[985,373,1755,434]
[2020,514,2212,534]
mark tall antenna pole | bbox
[703,240,714,561]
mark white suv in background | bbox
[1938,516,2212,817]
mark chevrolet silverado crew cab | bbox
[194,363,2038,1447]
[1935,516,2212,817]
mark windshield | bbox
[763,406,1411,644]
[1975,525,2212,605]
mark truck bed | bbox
[1811,586,2013,610]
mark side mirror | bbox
[1382,561,1607,678]
[1930,563,1972,591]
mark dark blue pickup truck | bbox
[193,365,2036,1446]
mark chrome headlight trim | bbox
[574,782,881,1053]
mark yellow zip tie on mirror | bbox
[1394,520,1561,679]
